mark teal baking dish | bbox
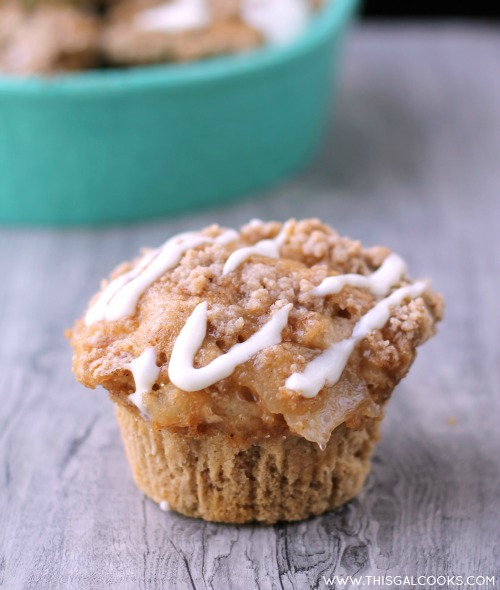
[0,0,360,225]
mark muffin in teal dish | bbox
[0,0,361,225]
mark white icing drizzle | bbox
[85,229,238,326]
[159,501,170,511]
[223,239,280,275]
[136,0,210,33]
[248,218,264,227]
[242,0,310,45]
[125,347,161,417]
[168,302,293,392]
[85,249,158,326]
[222,221,291,275]
[285,281,428,398]
[313,253,408,298]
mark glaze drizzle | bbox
[241,0,311,45]
[86,229,238,325]
[222,221,290,275]
[125,347,160,417]
[312,253,407,298]
[285,281,427,398]
[136,0,210,33]
[168,301,292,392]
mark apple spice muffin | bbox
[100,0,315,67]
[100,0,260,67]
[0,1,100,75]
[1,0,319,74]
[68,219,443,523]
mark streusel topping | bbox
[68,219,443,447]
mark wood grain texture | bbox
[1,24,499,590]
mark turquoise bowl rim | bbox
[0,0,359,96]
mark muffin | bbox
[68,219,443,523]
[101,0,315,66]
[1,0,320,74]
[0,1,100,75]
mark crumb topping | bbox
[68,218,443,446]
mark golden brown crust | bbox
[100,0,262,66]
[2,0,323,74]
[100,0,321,67]
[68,219,444,447]
[0,1,100,75]
[115,402,380,524]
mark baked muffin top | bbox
[1,0,318,74]
[68,219,443,448]
[0,1,100,76]
[100,0,263,66]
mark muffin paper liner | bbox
[115,402,380,524]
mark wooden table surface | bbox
[1,25,499,590]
